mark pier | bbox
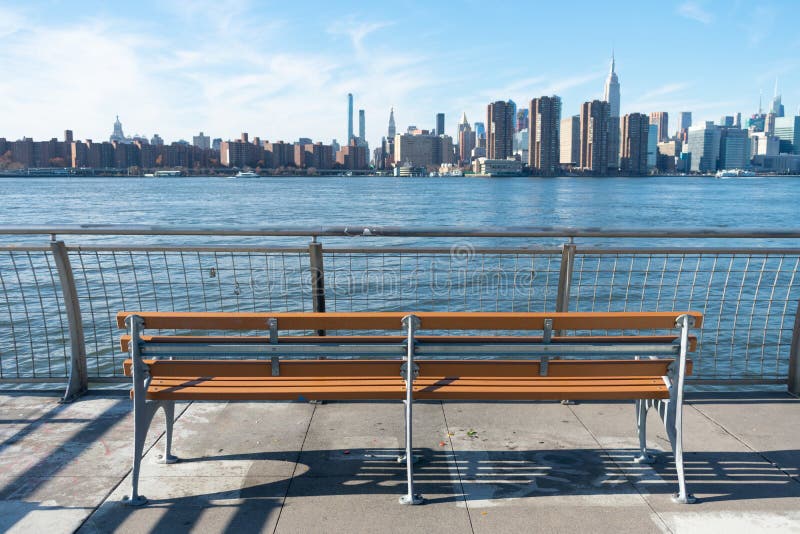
[1,225,799,532]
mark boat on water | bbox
[715,169,756,178]
[235,171,259,178]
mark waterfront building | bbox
[264,141,293,168]
[560,115,580,167]
[336,138,369,170]
[766,113,777,136]
[193,132,210,150]
[220,137,263,168]
[388,108,396,138]
[603,53,621,170]
[436,113,445,136]
[773,116,800,154]
[580,100,610,174]
[751,154,800,173]
[473,157,523,176]
[528,95,561,175]
[394,131,454,168]
[687,122,721,173]
[487,101,515,160]
[212,138,222,152]
[620,113,649,175]
[657,140,681,173]
[647,124,658,169]
[347,93,354,143]
[719,128,750,169]
[750,132,780,157]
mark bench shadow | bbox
[86,444,800,532]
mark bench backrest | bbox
[117,311,703,332]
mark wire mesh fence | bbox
[0,248,70,380]
[570,251,800,383]
[0,236,798,388]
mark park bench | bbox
[118,310,702,506]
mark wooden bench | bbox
[118,310,702,506]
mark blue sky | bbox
[0,0,797,149]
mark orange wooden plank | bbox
[123,358,691,378]
[117,311,703,331]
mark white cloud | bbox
[677,2,714,24]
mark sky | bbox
[0,0,798,150]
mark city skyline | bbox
[1,1,799,150]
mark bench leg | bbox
[667,402,696,504]
[160,401,179,464]
[633,400,655,464]
[124,400,159,506]
[399,399,423,505]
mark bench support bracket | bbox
[123,314,178,507]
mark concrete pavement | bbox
[1,391,798,533]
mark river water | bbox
[2,175,799,234]
[1,175,799,385]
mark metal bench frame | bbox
[121,311,699,506]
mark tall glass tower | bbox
[347,93,354,143]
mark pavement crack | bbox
[688,402,800,485]
[440,401,475,534]
[272,401,317,534]
[568,403,674,534]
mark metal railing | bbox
[1,225,799,400]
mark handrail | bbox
[1,224,800,239]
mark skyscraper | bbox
[436,113,445,136]
[560,115,580,166]
[580,100,610,174]
[680,112,692,130]
[487,101,515,160]
[771,79,785,118]
[528,96,562,175]
[388,108,396,138]
[358,109,366,145]
[458,112,475,164]
[347,93,354,143]
[649,112,669,143]
[620,113,649,175]
[687,122,721,173]
[603,53,621,170]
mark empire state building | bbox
[603,54,620,170]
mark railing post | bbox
[50,240,87,402]
[788,299,800,396]
[308,239,326,336]
[556,242,576,313]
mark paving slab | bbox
[570,397,800,532]
[441,401,665,532]
[275,400,472,533]
[690,393,800,480]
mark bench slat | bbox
[117,311,703,331]
[141,379,670,401]
[124,359,690,378]
[120,334,698,353]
